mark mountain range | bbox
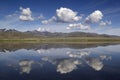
[0,28,119,39]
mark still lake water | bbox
[0,43,120,80]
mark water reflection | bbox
[56,59,81,74]
[19,60,34,74]
[19,60,44,74]
[0,43,120,80]
[41,58,81,74]
[3,50,111,74]
[37,49,50,54]
[86,57,104,71]
[39,50,112,74]
[0,43,117,52]
[0,48,112,74]
[66,51,112,71]
[66,51,91,58]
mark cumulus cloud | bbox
[56,59,81,74]
[66,10,110,30]
[99,21,111,26]
[56,7,82,22]
[66,23,90,30]
[85,10,103,23]
[41,7,82,24]
[19,60,34,74]
[19,7,34,21]
[41,8,111,31]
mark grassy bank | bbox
[0,37,120,44]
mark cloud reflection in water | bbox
[66,51,112,71]
[2,49,112,74]
[56,59,81,74]
[19,60,34,74]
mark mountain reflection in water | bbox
[0,43,120,80]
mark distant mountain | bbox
[0,28,119,38]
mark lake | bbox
[0,43,120,80]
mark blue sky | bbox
[0,0,120,35]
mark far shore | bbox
[0,37,120,44]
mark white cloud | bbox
[37,27,50,32]
[5,11,18,19]
[41,16,56,24]
[66,10,109,31]
[85,10,103,23]
[19,7,34,21]
[99,21,111,26]
[41,7,82,24]
[66,23,90,30]
[19,15,34,21]
[56,7,82,22]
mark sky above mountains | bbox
[0,0,120,35]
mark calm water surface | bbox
[0,43,120,80]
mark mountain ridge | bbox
[0,28,119,38]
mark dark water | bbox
[0,43,120,80]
